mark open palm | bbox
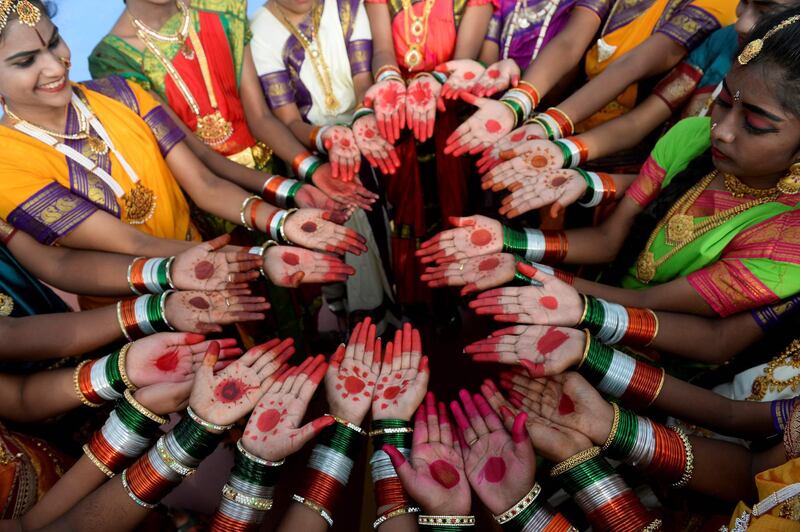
[421,253,516,296]
[417,215,503,265]
[372,323,429,420]
[499,169,586,219]
[284,208,368,256]
[262,245,355,287]
[172,234,261,291]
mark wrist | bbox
[291,151,323,183]
[261,175,302,208]
[127,256,175,295]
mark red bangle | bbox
[542,231,568,263]
[249,199,262,233]
[375,477,411,509]
[126,452,174,504]
[516,81,540,108]
[545,108,574,137]
[210,513,253,532]
[79,360,103,405]
[598,172,617,203]
[88,431,132,473]
[291,151,313,176]
[308,126,321,150]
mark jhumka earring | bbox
[778,162,800,195]
[733,90,742,103]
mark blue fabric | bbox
[685,24,737,90]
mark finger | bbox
[383,444,415,485]
[474,393,504,432]
[392,329,403,372]
[198,341,220,381]
[329,344,346,367]
[438,401,453,447]
[413,403,429,445]
[511,411,529,445]
[449,400,476,446]
[253,338,295,373]
[458,389,488,436]
[293,416,337,449]
[425,392,440,443]
[401,322,412,367]
[299,357,328,402]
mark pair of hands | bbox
[437,59,521,100]
[384,389,535,517]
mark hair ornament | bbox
[739,14,800,65]
[0,0,42,35]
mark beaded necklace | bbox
[501,0,560,62]
[401,0,436,70]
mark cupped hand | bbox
[468,263,583,325]
[311,162,378,210]
[472,59,520,98]
[372,323,429,420]
[364,79,407,144]
[405,73,444,142]
[134,380,194,416]
[499,169,587,219]
[352,114,401,175]
[444,93,516,157]
[421,253,516,296]
[165,290,270,334]
[481,139,562,191]
[294,184,354,224]
[435,60,485,100]
[383,393,471,515]
[323,126,361,182]
[284,208,368,256]
[450,390,535,515]
[189,338,295,426]
[126,332,241,387]
[497,371,613,454]
[416,215,503,265]
[262,245,355,287]
[324,318,381,425]
[172,234,261,291]
[480,378,593,463]
[242,354,335,462]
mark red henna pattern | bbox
[539,296,558,310]
[301,221,317,233]
[335,367,374,401]
[470,229,493,246]
[194,260,214,280]
[256,408,286,436]
[478,257,500,271]
[511,131,525,142]
[429,460,460,488]
[464,72,476,80]
[558,393,575,415]
[282,252,300,266]
[154,349,180,372]
[536,326,569,356]
[485,120,502,133]
[481,456,506,483]
[189,296,210,309]
[487,69,500,79]
[214,378,257,403]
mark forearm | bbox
[477,40,500,65]
[15,368,81,422]
[577,97,672,161]
[353,73,373,105]
[687,436,759,502]
[453,5,493,60]
[572,277,716,315]
[0,306,121,361]
[247,112,308,163]
[278,505,331,532]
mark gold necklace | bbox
[135,6,234,146]
[401,0,435,69]
[595,0,620,62]
[128,0,195,59]
[4,102,109,156]
[275,3,339,111]
[635,171,777,283]
[723,172,779,199]
[749,339,800,401]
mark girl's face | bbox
[0,17,71,112]
[736,0,793,41]
[710,65,800,180]
[273,0,315,16]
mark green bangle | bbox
[575,169,595,204]
[532,116,556,140]
[553,140,573,169]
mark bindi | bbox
[282,252,300,266]
[301,221,317,233]
[537,326,569,356]
[194,260,215,280]
[470,229,492,247]
[480,456,506,483]
[189,296,210,309]
[429,460,460,488]
[154,349,180,372]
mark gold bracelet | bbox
[222,484,273,511]
[643,518,663,531]
[601,402,620,451]
[278,208,298,245]
[550,446,600,477]
[368,427,414,437]
[517,80,540,105]
[82,444,115,478]
[373,505,421,529]
[578,329,591,368]
[328,414,366,435]
[236,439,285,467]
[578,294,589,327]
[418,515,476,526]
[124,389,168,425]
[549,106,575,135]
[116,301,132,342]
[670,426,694,488]
[292,494,333,526]
[118,342,137,391]
[187,406,233,433]
[494,483,541,524]
[645,308,659,347]
[240,195,260,231]
[73,360,102,408]
[648,368,666,407]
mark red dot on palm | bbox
[154,349,180,372]
[558,393,575,415]
[479,257,500,271]
[537,326,569,356]
[470,229,492,246]
[257,408,282,432]
[301,221,318,233]
[485,120,502,133]
[481,456,506,483]
[189,296,209,309]
[464,72,476,80]
[282,252,300,266]
[194,260,214,280]
[488,69,500,79]
[214,379,256,403]
[429,460,460,488]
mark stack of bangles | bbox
[116,292,175,341]
[375,65,405,86]
[512,258,575,286]
[73,343,137,408]
[122,407,232,509]
[578,333,666,410]
[491,482,575,532]
[291,151,323,183]
[352,104,375,125]
[83,389,167,477]
[551,447,660,532]
[502,225,568,263]
[602,403,694,489]
[261,175,302,208]
[552,136,589,169]
[127,256,175,295]
[578,295,659,347]
[293,415,366,526]
[576,169,616,208]
[530,107,574,140]
[771,397,799,434]
[239,195,296,244]
[499,81,541,128]
[309,125,332,155]
[210,440,283,531]
[369,420,417,528]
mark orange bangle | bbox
[291,151,313,176]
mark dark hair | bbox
[742,5,800,117]
[0,1,57,39]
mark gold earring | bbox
[59,57,71,69]
[711,122,718,131]
[778,162,800,195]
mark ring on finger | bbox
[224,297,231,308]
[227,273,234,283]
[467,437,479,446]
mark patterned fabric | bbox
[143,106,187,157]
[621,117,800,316]
[727,457,800,529]
[0,79,196,245]
[652,61,703,112]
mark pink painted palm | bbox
[372,323,429,421]
[421,253,516,296]
[416,215,503,265]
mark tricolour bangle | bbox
[516,81,540,108]
[351,105,375,125]
[499,98,524,129]
[376,65,403,83]
[542,107,574,138]
[431,70,447,84]
[578,335,665,409]
[533,112,562,140]
[772,397,799,433]
[127,256,173,295]
[370,419,413,512]
[264,209,288,243]
[493,482,575,532]
[86,350,126,402]
[553,449,654,532]
[373,506,421,529]
[512,258,575,286]
[554,137,588,169]
[123,442,190,508]
[261,175,302,208]
[578,295,659,347]
[74,360,103,407]
[117,293,174,341]
[240,195,260,231]
[602,406,693,488]
[291,151,323,183]
[294,420,364,526]
[502,226,568,263]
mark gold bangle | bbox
[550,446,600,477]
[578,294,589,327]
[368,427,414,437]
[118,342,137,391]
[292,494,333,526]
[601,402,620,451]
[373,506,422,529]
[549,106,575,135]
[278,208,298,245]
[124,389,168,425]
[418,515,476,526]
[648,368,666,407]
[328,414,366,435]
[236,439,285,467]
[493,483,541,524]
[73,360,102,408]
[645,309,659,347]
[517,80,540,104]
[578,329,591,368]
[116,301,132,342]
[240,195,260,231]
[222,484,273,511]
[670,426,694,488]
[82,444,115,478]
[187,405,233,433]
[643,518,663,531]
